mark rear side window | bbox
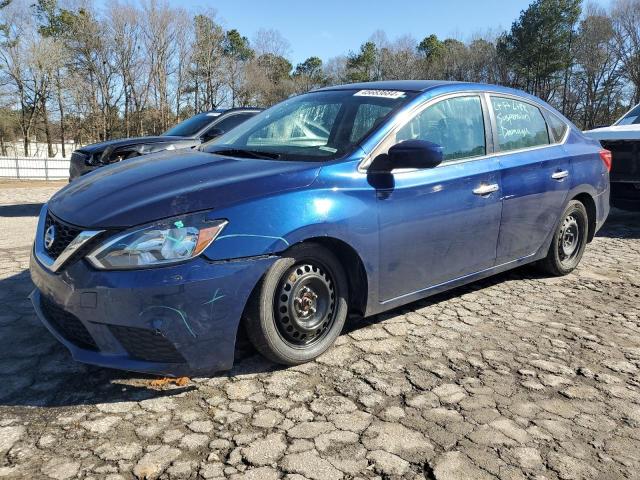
[396,96,486,162]
[547,113,568,142]
[491,96,549,151]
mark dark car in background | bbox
[69,108,261,180]
[584,103,640,211]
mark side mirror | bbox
[201,128,224,142]
[388,140,443,169]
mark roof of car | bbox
[317,80,464,92]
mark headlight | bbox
[87,213,227,270]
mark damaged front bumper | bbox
[29,248,276,376]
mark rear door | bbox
[489,95,571,263]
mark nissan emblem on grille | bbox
[44,225,56,250]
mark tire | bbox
[243,243,349,365]
[538,200,589,276]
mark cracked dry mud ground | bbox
[1,183,639,480]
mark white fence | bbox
[2,141,77,159]
[0,156,70,180]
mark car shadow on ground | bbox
[596,208,640,239]
[0,265,544,409]
[0,208,638,409]
[0,203,44,217]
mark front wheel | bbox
[243,243,349,365]
[538,200,589,276]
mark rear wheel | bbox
[538,200,589,276]
[244,243,348,365]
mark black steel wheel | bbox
[275,262,336,347]
[539,200,589,276]
[557,212,583,268]
[243,243,349,365]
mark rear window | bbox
[547,113,569,142]
[209,113,254,134]
[163,112,218,137]
[491,96,549,151]
[616,104,640,125]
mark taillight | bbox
[599,149,612,171]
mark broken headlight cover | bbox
[86,213,227,270]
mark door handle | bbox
[551,170,569,180]
[473,183,499,196]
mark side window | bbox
[395,96,486,162]
[491,96,550,151]
[547,113,569,142]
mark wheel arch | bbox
[297,237,369,317]
[571,192,597,242]
[237,235,370,352]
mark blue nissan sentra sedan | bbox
[29,81,610,376]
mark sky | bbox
[90,0,614,66]
[173,0,612,66]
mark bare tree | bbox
[172,8,192,118]
[190,12,226,111]
[2,0,640,147]
[611,0,640,104]
[108,1,143,137]
[379,35,421,80]
[575,5,624,128]
[141,0,180,132]
[252,28,290,58]
[0,2,52,155]
[65,6,121,141]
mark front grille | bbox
[40,296,98,351]
[44,213,82,259]
[109,325,186,363]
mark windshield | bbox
[616,104,640,126]
[163,111,222,137]
[204,89,417,161]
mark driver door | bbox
[374,94,503,302]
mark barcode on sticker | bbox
[354,90,406,99]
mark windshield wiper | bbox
[208,148,281,160]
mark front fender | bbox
[202,186,376,262]
[201,163,381,311]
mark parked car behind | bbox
[31,81,610,376]
[69,108,261,180]
[584,103,640,210]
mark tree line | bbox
[1,0,639,157]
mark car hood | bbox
[48,149,321,228]
[77,135,194,154]
[583,124,640,141]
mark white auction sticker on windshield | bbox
[206,112,222,117]
[354,90,406,99]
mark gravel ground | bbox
[0,181,639,480]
